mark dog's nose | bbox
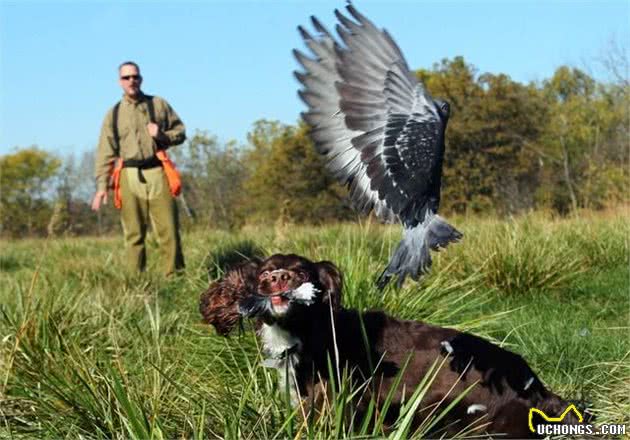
[270,270,292,289]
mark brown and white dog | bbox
[200,253,582,438]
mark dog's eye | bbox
[298,271,308,281]
[259,271,270,280]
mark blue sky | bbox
[1,0,628,156]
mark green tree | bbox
[241,120,352,224]
[0,148,61,236]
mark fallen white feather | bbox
[524,376,535,391]
[467,404,487,414]
[440,340,454,354]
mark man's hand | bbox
[147,122,160,139]
[91,190,108,211]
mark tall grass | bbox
[444,210,628,295]
[0,209,628,438]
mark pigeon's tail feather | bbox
[376,214,462,290]
[425,214,464,251]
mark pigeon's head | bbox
[435,99,450,121]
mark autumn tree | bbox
[169,130,249,229]
[48,151,112,236]
[538,66,628,212]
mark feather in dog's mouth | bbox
[238,282,319,318]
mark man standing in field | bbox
[91,61,186,276]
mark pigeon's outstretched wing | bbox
[295,5,462,289]
[294,5,448,228]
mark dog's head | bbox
[239,253,342,321]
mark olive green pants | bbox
[120,167,184,275]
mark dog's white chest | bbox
[259,323,302,404]
[260,323,301,358]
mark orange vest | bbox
[110,151,181,209]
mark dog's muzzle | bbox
[237,282,319,318]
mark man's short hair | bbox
[118,61,140,73]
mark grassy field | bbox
[1,209,628,438]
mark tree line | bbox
[1,58,627,238]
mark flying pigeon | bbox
[294,5,462,289]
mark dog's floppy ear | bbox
[199,257,261,335]
[231,258,261,289]
[315,260,342,311]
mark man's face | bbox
[118,64,142,98]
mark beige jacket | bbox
[94,93,186,191]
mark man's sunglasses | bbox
[120,75,141,81]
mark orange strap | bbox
[109,152,181,210]
[111,158,124,209]
[156,150,182,197]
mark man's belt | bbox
[122,156,162,183]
